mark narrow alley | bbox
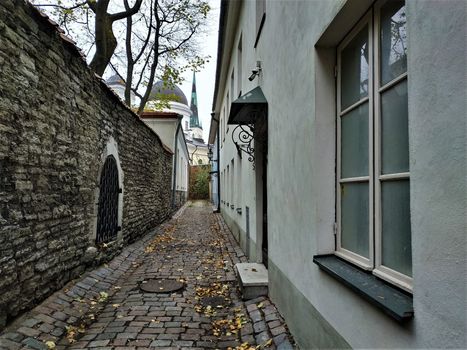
[0,202,295,350]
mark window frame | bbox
[336,10,374,271]
[372,0,412,292]
[336,0,412,292]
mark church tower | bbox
[190,72,202,130]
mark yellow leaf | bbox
[45,341,56,349]
[257,302,264,308]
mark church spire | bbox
[190,72,201,129]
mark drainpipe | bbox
[172,117,182,209]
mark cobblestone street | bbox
[0,201,295,350]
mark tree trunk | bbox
[90,12,117,76]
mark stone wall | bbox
[0,0,173,328]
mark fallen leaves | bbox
[230,342,256,350]
[194,283,231,317]
[44,341,56,349]
[195,283,230,298]
[65,324,85,343]
[228,338,273,350]
[145,227,176,253]
[211,311,247,337]
[98,291,108,302]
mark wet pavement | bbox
[0,201,295,349]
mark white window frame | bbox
[373,0,412,292]
[336,11,374,271]
[336,0,412,292]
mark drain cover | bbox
[200,296,229,307]
[140,279,184,293]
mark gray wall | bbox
[0,0,173,328]
[216,0,466,348]
[264,1,466,348]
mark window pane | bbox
[341,25,369,109]
[341,103,369,178]
[380,0,407,85]
[341,182,369,258]
[381,80,409,174]
[382,180,412,276]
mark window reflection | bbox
[341,25,369,109]
[381,1,407,85]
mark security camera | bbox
[248,69,260,81]
[248,61,262,81]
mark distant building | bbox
[186,72,209,166]
[105,74,136,107]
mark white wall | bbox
[215,0,466,348]
[176,131,189,192]
[141,118,189,195]
[216,1,261,257]
[142,119,177,153]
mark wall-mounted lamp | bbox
[207,147,213,162]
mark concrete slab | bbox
[236,263,268,286]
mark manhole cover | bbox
[200,296,229,307]
[140,279,184,293]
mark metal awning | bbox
[227,86,268,125]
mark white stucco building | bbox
[210,0,466,348]
[141,111,190,208]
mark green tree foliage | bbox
[189,165,209,199]
[31,0,210,113]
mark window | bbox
[225,93,229,134]
[231,159,235,208]
[237,155,242,212]
[336,0,411,292]
[231,70,235,104]
[237,36,242,96]
[226,165,230,205]
[254,0,266,48]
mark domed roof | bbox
[149,80,188,106]
[106,74,125,86]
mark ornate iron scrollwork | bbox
[231,124,255,162]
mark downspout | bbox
[172,117,182,209]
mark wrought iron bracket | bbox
[231,124,256,163]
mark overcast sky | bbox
[179,0,220,143]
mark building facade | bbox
[141,111,190,209]
[210,0,466,348]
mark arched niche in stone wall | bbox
[89,137,124,254]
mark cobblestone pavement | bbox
[0,201,296,350]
